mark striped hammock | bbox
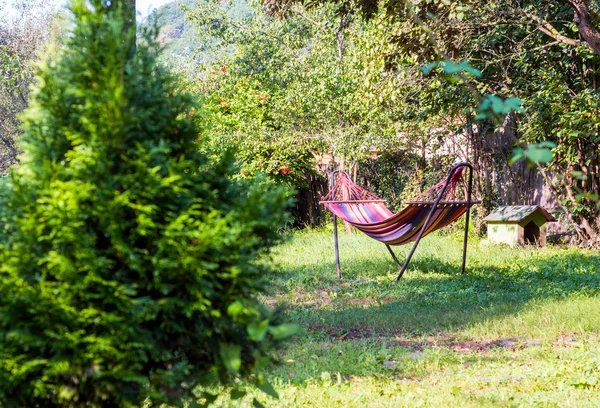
[321,200,467,246]
[320,167,468,245]
[319,163,478,280]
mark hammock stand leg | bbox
[395,162,474,281]
[330,170,343,279]
[385,245,403,272]
[333,213,342,279]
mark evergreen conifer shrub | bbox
[0,1,292,406]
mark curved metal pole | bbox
[396,162,474,281]
[461,164,474,274]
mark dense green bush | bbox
[0,1,292,406]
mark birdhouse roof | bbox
[483,205,556,223]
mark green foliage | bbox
[517,66,600,222]
[0,44,22,172]
[0,1,293,406]
[421,60,482,77]
[512,142,556,165]
[181,1,476,210]
[185,3,416,175]
[423,57,525,123]
[0,47,26,90]
[475,95,523,121]
[197,84,318,188]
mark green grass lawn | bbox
[216,229,600,407]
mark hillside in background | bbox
[141,0,253,63]
[142,0,198,58]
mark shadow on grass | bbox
[273,249,600,336]
[261,239,600,389]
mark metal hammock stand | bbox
[320,162,479,281]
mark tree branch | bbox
[295,11,327,32]
[562,0,600,55]
[523,11,586,48]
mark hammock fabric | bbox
[319,163,478,280]
[320,167,467,246]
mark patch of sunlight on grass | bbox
[466,294,600,341]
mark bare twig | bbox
[523,11,586,48]
[295,11,327,32]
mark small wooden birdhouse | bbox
[484,205,556,246]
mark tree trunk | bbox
[115,0,136,33]
[563,0,600,55]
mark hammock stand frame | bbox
[328,162,474,281]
